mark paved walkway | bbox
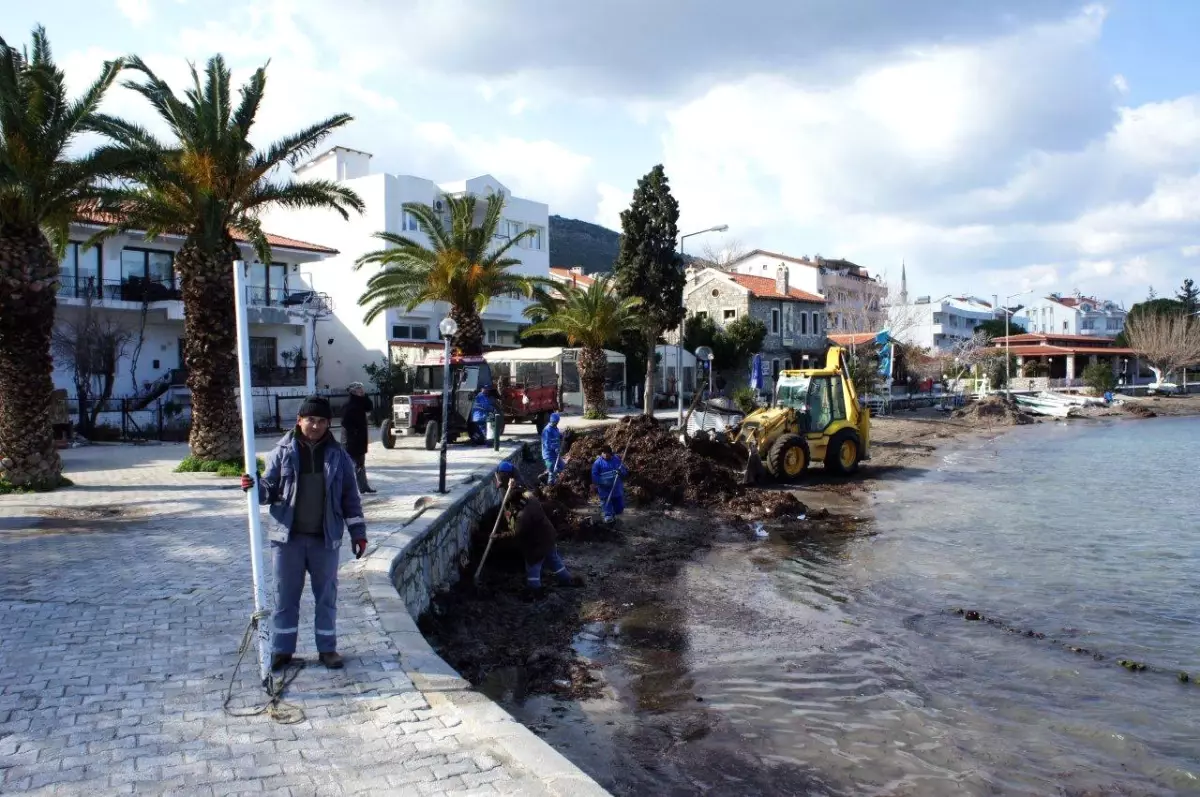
[0,433,587,796]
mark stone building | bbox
[683,265,827,390]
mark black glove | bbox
[352,538,367,559]
[240,474,254,492]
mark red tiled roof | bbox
[828,332,876,346]
[548,267,597,288]
[994,333,1120,344]
[73,206,339,255]
[989,344,1137,357]
[729,273,826,303]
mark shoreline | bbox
[418,400,1200,792]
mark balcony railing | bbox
[58,276,180,302]
[171,365,307,389]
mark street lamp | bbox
[1003,289,1034,395]
[437,316,458,494]
[677,224,729,427]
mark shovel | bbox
[473,478,515,586]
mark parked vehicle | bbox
[380,354,559,450]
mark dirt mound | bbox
[1122,402,1157,419]
[952,395,1034,426]
[726,491,808,520]
[547,415,744,508]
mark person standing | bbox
[591,443,629,524]
[341,382,375,494]
[241,396,367,671]
[540,412,564,485]
[468,388,495,445]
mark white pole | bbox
[233,259,271,685]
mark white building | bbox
[888,295,1001,351]
[258,147,550,388]
[1023,293,1126,338]
[727,250,889,333]
[53,208,336,429]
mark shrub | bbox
[176,456,264,477]
[732,386,759,415]
[1082,362,1117,395]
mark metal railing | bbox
[57,276,180,302]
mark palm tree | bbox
[356,194,550,355]
[521,276,642,418]
[0,27,126,489]
[90,55,363,462]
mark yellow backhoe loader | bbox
[729,345,871,484]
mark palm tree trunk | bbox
[451,305,485,356]
[0,225,65,488]
[642,333,656,416]
[178,238,242,461]
[578,346,609,418]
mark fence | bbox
[65,397,192,443]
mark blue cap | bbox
[549,412,561,425]
[496,461,515,474]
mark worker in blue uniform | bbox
[241,395,366,671]
[591,443,629,524]
[494,461,584,599]
[468,388,495,444]
[540,412,564,485]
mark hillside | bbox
[548,215,620,273]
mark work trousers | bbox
[526,547,570,588]
[272,534,340,654]
[543,457,563,485]
[350,451,370,492]
[600,485,625,520]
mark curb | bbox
[361,442,609,797]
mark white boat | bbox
[1037,391,1103,407]
[1014,395,1075,418]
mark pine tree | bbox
[1176,278,1198,316]
[612,165,684,415]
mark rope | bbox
[223,610,307,725]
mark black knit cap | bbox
[297,395,332,420]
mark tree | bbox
[974,317,1027,340]
[724,315,767,370]
[1176,278,1199,316]
[0,27,128,489]
[697,237,749,270]
[356,194,549,356]
[51,294,133,436]
[92,55,363,462]
[521,276,642,418]
[612,165,684,415]
[1115,298,1184,346]
[1124,312,1200,384]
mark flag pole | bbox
[233,259,271,685]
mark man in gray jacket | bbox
[242,396,366,671]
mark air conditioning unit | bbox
[433,199,445,212]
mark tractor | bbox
[727,345,871,483]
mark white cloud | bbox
[659,5,1200,306]
[1112,73,1129,95]
[116,0,152,26]
[1182,245,1200,257]
[595,183,629,231]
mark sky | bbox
[5,0,1200,308]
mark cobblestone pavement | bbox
[0,436,568,796]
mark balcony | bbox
[171,365,308,389]
[58,276,180,303]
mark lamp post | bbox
[437,316,458,494]
[1003,289,1033,396]
[677,224,729,427]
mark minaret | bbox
[900,260,908,304]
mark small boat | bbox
[1014,395,1076,418]
[1037,391,1103,407]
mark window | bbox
[58,242,102,298]
[249,261,289,305]
[771,359,781,380]
[1062,321,1069,332]
[711,288,720,298]
[771,309,780,334]
[801,311,808,335]
[402,210,420,231]
[526,225,544,250]
[499,219,523,240]
[723,309,737,321]
[391,324,430,341]
[783,358,792,371]
[249,337,277,369]
[121,248,175,287]
[812,311,821,334]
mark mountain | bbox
[548,215,620,274]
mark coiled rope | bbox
[223,610,306,724]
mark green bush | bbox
[0,474,73,495]
[1082,362,1117,395]
[176,456,264,477]
[582,408,607,420]
[732,386,759,415]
